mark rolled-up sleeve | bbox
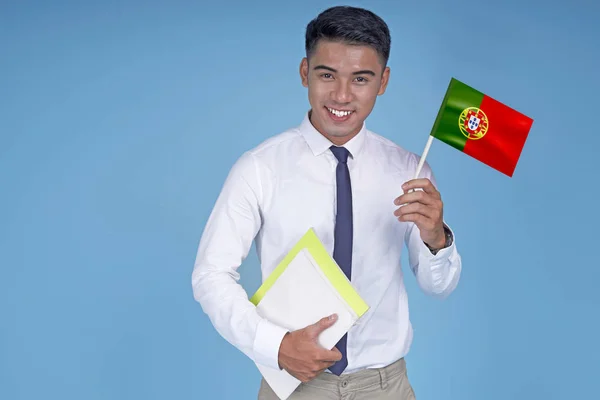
[191,151,288,370]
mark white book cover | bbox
[249,228,369,400]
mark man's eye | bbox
[355,77,368,83]
[321,73,333,79]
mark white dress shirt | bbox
[192,113,462,374]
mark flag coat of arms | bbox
[429,78,534,177]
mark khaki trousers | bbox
[257,358,416,400]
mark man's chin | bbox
[311,112,361,139]
[326,121,361,137]
[327,130,353,138]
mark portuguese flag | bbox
[430,78,533,177]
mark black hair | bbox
[305,6,391,66]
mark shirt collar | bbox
[299,111,367,159]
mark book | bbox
[249,228,370,400]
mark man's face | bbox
[300,40,390,145]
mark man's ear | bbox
[378,66,390,95]
[300,58,309,87]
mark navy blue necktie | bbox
[328,146,353,376]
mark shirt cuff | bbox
[253,318,289,370]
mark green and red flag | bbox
[430,78,533,177]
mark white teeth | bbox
[327,107,353,117]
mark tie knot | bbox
[330,146,350,163]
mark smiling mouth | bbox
[326,107,354,118]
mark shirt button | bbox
[341,381,348,388]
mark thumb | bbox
[309,314,338,337]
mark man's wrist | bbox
[278,332,290,370]
[424,225,453,255]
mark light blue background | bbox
[1,0,599,399]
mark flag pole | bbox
[413,135,434,180]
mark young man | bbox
[192,6,462,399]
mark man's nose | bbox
[332,81,353,104]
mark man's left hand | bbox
[393,178,445,249]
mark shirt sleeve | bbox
[404,160,462,298]
[191,151,288,370]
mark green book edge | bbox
[249,228,369,318]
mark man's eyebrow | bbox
[313,65,376,76]
[353,69,376,76]
[313,65,337,72]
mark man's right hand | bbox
[277,314,343,383]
